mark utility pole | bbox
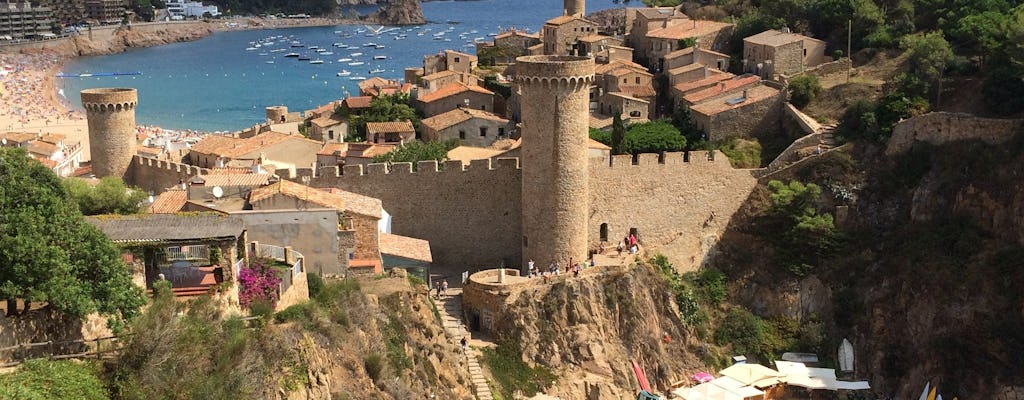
[847,19,852,82]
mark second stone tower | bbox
[81,88,138,178]
[515,55,594,268]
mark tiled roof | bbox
[417,82,494,103]
[207,167,254,175]
[343,96,373,109]
[358,77,401,91]
[647,20,734,40]
[690,84,780,116]
[684,75,760,104]
[590,114,614,129]
[306,101,340,116]
[595,60,648,75]
[447,146,507,163]
[545,15,593,26]
[421,70,459,81]
[672,71,734,94]
[606,91,650,103]
[26,141,57,156]
[318,142,348,156]
[379,233,433,263]
[668,63,704,76]
[137,146,163,156]
[446,49,477,60]
[666,46,731,61]
[147,189,187,214]
[311,116,346,128]
[635,7,683,19]
[618,85,657,98]
[579,34,612,43]
[494,29,538,40]
[191,173,271,187]
[0,132,36,143]
[249,181,382,218]
[190,132,300,158]
[86,213,245,243]
[744,29,823,47]
[588,138,612,150]
[421,107,508,131]
[366,120,415,134]
[37,134,65,145]
[347,143,396,158]
[608,65,653,77]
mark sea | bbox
[58,0,624,132]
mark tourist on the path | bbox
[573,262,581,277]
[528,259,535,278]
[460,336,468,350]
[617,241,624,256]
[441,280,449,296]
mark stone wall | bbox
[699,90,784,142]
[232,209,341,276]
[781,58,851,84]
[277,266,309,310]
[0,309,112,363]
[886,112,1024,156]
[124,155,210,193]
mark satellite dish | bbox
[212,186,224,198]
[1,138,6,145]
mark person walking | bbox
[528,259,535,278]
[441,280,449,296]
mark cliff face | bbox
[484,266,704,399]
[369,0,425,26]
[713,129,1024,399]
[15,23,214,57]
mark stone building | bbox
[664,45,731,74]
[743,29,827,78]
[670,70,734,105]
[85,0,127,25]
[577,34,623,58]
[626,7,689,62]
[358,77,404,97]
[366,121,415,144]
[484,29,541,65]
[598,92,650,121]
[421,107,512,147]
[541,15,598,56]
[0,1,53,39]
[423,49,478,76]
[645,20,734,71]
[418,70,478,95]
[187,131,321,172]
[81,88,137,178]
[689,83,783,141]
[415,82,495,118]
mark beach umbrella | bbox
[691,372,714,383]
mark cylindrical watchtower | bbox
[266,106,288,123]
[564,0,585,16]
[515,55,594,269]
[81,88,138,178]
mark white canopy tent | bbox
[774,361,871,391]
[719,363,785,388]
[673,376,765,400]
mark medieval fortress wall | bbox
[886,112,1024,156]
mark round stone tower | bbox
[266,106,288,123]
[81,88,138,178]
[515,55,594,268]
[564,0,585,16]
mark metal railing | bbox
[255,244,286,261]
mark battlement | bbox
[602,150,734,170]
[82,102,137,113]
[514,55,595,89]
[81,88,138,113]
[289,157,522,180]
[132,155,210,176]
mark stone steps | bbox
[430,288,492,400]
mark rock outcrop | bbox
[370,0,425,26]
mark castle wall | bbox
[589,151,758,271]
[885,112,1024,156]
[234,209,342,276]
[124,155,210,193]
[295,159,523,269]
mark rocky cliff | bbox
[14,23,214,57]
[368,0,425,25]
[712,128,1024,399]
[481,265,705,399]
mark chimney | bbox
[703,66,709,79]
[742,89,749,99]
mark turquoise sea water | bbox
[59,0,622,131]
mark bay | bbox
[59,0,623,132]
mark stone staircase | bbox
[436,288,493,400]
[819,125,838,150]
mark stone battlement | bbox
[289,157,522,180]
[604,150,734,169]
[124,155,210,192]
[81,88,138,112]
[133,155,209,176]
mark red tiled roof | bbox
[190,132,288,158]
[647,20,734,40]
[379,233,433,263]
[346,143,396,158]
[191,173,271,187]
[0,132,36,144]
[26,141,58,156]
[417,82,494,104]
[595,60,648,75]
[343,96,373,109]
[358,77,401,91]
[744,29,824,47]
[690,84,780,116]
[365,120,415,135]
[249,179,382,218]
[318,142,348,156]
[323,188,383,219]
[421,107,508,131]
[672,71,734,94]
[618,85,657,98]
[546,15,593,26]
[684,75,760,104]
[421,70,459,81]
[147,189,187,214]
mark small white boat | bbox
[265,60,275,64]
[284,52,300,57]
[374,44,385,49]
[349,76,367,80]
[309,46,320,50]
[310,59,324,64]
[364,43,377,47]
[337,58,352,62]
[320,51,334,55]
[373,55,387,60]
[258,52,269,56]
[336,70,351,76]
[270,49,285,53]
[350,52,363,57]
[369,68,385,74]
[348,61,365,66]
[246,47,258,51]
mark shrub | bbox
[719,138,762,168]
[306,273,324,299]
[364,354,385,382]
[274,302,316,325]
[696,268,728,305]
[0,359,109,400]
[787,75,822,109]
[480,339,557,399]
[714,308,782,363]
[238,261,282,310]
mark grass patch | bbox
[480,340,557,399]
[0,359,109,400]
[383,314,412,371]
[719,138,763,168]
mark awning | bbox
[719,363,784,388]
[774,361,870,391]
[673,377,765,400]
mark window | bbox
[459,130,466,139]
[328,130,334,140]
[498,127,505,137]
[480,127,488,137]
[803,48,807,56]
[600,223,609,242]
[630,110,641,118]
[635,77,641,84]
[454,56,460,63]
[481,104,486,111]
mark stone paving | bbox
[435,287,494,400]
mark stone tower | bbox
[564,0,585,17]
[515,55,594,268]
[81,88,138,178]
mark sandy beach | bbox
[0,52,93,160]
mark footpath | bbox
[435,287,494,400]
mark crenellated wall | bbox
[886,112,1024,156]
[124,155,210,193]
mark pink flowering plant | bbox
[238,261,282,310]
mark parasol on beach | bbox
[691,372,713,383]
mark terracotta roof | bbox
[306,101,340,117]
[545,15,593,26]
[421,107,508,131]
[147,189,187,214]
[647,20,733,40]
[33,156,57,169]
[311,116,346,128]
[250,180,382,218]
[191,173,271,187]
[0,132,36,144]
[588,138,612,150]
[343,96,373,109]
[207,167,254,175]
[26,141,58,156]
[447,146,506,163]
[744,29,824,47]
[606,91,650,103]
[665,46,730,61]
[690,84,780,116]
[190,132,294,158]
[595,60,648,75]
[366,120,415,135]
[668,63,704,76]
[579,34,613,43]
[494,29,538,40]
[590,114,614,129]
[618,85,657,98]
[379,233,433,263]
[417,82,494,104]
[672,71,734,94]
[421,70,460,81]
[37,134,65,145]
[684,75,760,104]
[608,65,653,77]
[86,213,245,243]
[137,146,163,156]
[446,49,477,60]
[346,143,396,158]
[358,77,401,91]
[318,142,348,156]
[635,7,683,20]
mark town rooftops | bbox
[647,20,734,40]
[366,120,415,135]
[690,84,779,116]
[310,116,346,129]
[606,91,651,103]
[668,62,705,76]
[494,29,539,40]
[635,7,683,20]
[595,60,648,75]
[379,233,433,263]
[665,46,731,61]
[343,96,374,110]
[618,85,658,98]
[0,132,36,144]
[421,107,509,132]
[37,134,65,145]
[250,179,382,219]
[86,213,245,243]
[26,141,58,156]
[417,82,494,103]
[147,188,187,214]
[545,14,593,26]
[684,75,760,104]
[306,101,340,117]
[672,70,734,94]
[190,173,271,187]
[421,69,460,81]
[359,77,401,91]
[579,34,615,43]
[317,142,348,156]
[744,29,825,47]
[190,132,300,158]
[346,143,395,159]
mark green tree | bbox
[129,0,156,21]
[835,99,880,142]
[64,177,147,216]
[671,105,704,149]
[611,113,627,155]
[787,75,822,109]
[0,148,144,327]
[766,180,839,276]
[372,139,459,169]
[0,359,109,400]
[623,120,686,154]
[350,93,421,138]
[900,31,954,97]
